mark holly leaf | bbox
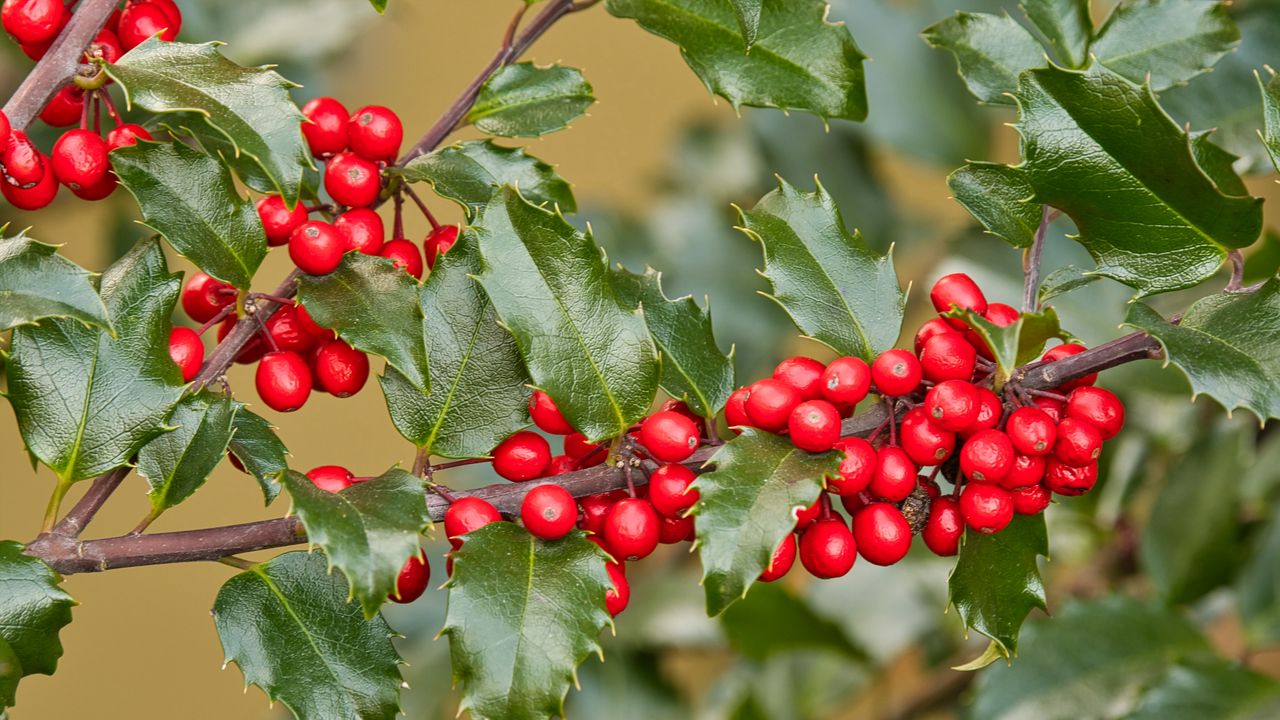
[692,430,841,616]
[6,239,184,482]
[922,12,1045,106]
[606,0,868,121]
[282,468,428,618]
[728,0,762,47]
[948,307,1065,389]
[443,522,612,720]
[1037,265,1102,304]
[0,541,75,687]
[948,514,1048,665]
[1122,281,1280,423]
[467,63,594,138]
[1021,0,1092,68]
[1092,0,1240,92]
[738,176,903,363]
[611,266,735,419]
[1012,63,1262,296]
[396,140,575,222]
[1131,661,1280,720]
[1259,68,1280,173]
[212,551,403,720]
[105,39,310,205]
[297,252,429,392]
[111,140,267,289]
[379,233,531,458]
[947,162,1040,248]
[228,406,288,505]
[720,583,866,662]
[1190,131,1249,197]
[139,391,238,515]
[0,637,19,710]
[0,230,111,334]
[471,187,658,443]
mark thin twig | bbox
[411,447,431,477]
[1023,205,1052,312]
[403,185,441,230]
[49,466,130,537]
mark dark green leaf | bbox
[282,468,428,618]
[1130,661,1280,720]
[1021,0,1092,67]
[379,233,531,458]
[946,307,1065,388]
[471,188,658,442]
[606,0,868,121]
[0,541,74,681]
[443,523,612,720]
[1259,68,1280,173]
[947,162,1040,247]
[111,140,267,288]
[468,63,594,138]
[228,406,288,505]
[6,239,184,482]
[1092,0,1240,92]
[212,551,402,720]
[922,12,1045,106]
[1038,265,1102,304]
[949,514,1048,664]
[0,230,111,334]
[611,266,735,418]
[728,0,762,47]
[396,140,576,220]
[738,176,903,362]
[0,637,19,710]
[139,391,237,514]
[105,39,310,204]
[368,0,387,12]
[692,430,841,616]
[720,583,865,661]
[1122,281,1280,422]
[1238,505,1280,646]
[1190,131,1250,196]
[298,252,429,392]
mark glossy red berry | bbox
[181,272,235,323]
[444,497,502,548]
[960,429,1015,483]
[924,380,979,432]
[70,172,116,201]
[118,1,177,50]
[1011,484,1052,514]
[306,465,354,493]
[255,351,313,412]
[914,317,959,354]
[1032,396,1064,423]
[378,238,423,279]
[521,484,577,540]
[324,151,380,208]
[2,0,67,45]
[348,105,402,163]
[564,432,603,464]
[86,28,123,64]
[0,110,9,143]
[603,498,660,560]
[334,208,384,255]
[741,378,798,433]
[389,552,429,603]
[423,224,459,270]
[256,195,308,247]
[106,123,152,150]
[920,332,978,383]
[289,221,345,275]
[1002,453,1046,490]
[840,490,872,516]
[544,454,575,476]
[960,483,1013,534]
[578,490,624,535]
[930,273,988,328]
[773,356,826,400]
[148,0,181,33]
[492,431,552,481]
[167,326,203,382]
[1054,417,1104,466]
[787,400,841,452]
[313,340,369,397]
[724,387,751,431]
[899,406,956,467]
[658,515,695,544]
[301,97,349,158]
[648,463,698,519]
[639,410,700,462]
[759,534,797,582]
[871,349,921,397]
[922,496,963,556]
[1065,387,1125,440]
[294,302,334,341]
[852,503,912,566]
[870,447,917,502]
[263,305,315,353]
[50,129,110,190]
[830,437,876,495]
[0,159,57,209]
[799,518,856,579]
[820,356,870,406]
[605,561,629,616]
[1041,342,1097,389]
[1044,459,1098,496]
[529,390,574,434]
[39,86,83,127]
[3,131,46,188]
[1007,407,1057,456]
[793,494,828,531]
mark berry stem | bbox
[41,478,75,534]
[404,185,441,230]
[431,457,487,471]
[194,303,235,336]
[250,308,280,353]
[247,293,295,307]
[1022,204,1052,313]
[429,483,460,504]
[392,190,405,240]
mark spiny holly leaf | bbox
[1021,0,1092,68]
[0,637,19,710]
[443,523,612,720]
[1037,265,1101,304]
[728,0,762,47]
[298,252,429,392]
[111,140,267,289]
[468,63,594,138]
[228,405,288,505]
[948,307,1065,389]
[471,187,658,443]
[606,0,868,121]
[282,468,428,618]
[379,233,531,458]
[1190,131,1249,197]
[1259,68,1280,173]
[1092,0,1240,92]
[6,239,184,482]
[949,514,1048,666]
[922,12,1045,106]
[611,266,735,419]
[396,140,576,221]
[105,39,310,205]
[1130,662,1280,720]
[0,230,111,334]
[212,551,403,720]
[1123,281,1280,422]
[719,582,866,662]
[1012,63,1262,296]
[947,163,1040,248]
[0,541,75,687]
[691,430,840,616]
[139,391,237,515]
[738,176,904,363]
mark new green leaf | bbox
[947,163,1040,247]
[949,514,1048,664]
[468,63,594,138]
[922,12,1045,106]
[0,231,110,334]
[1092,0,1240,92]
[947,307,1065,389]
[139,391,237,515]
[228,406,288,505]
[1021,0,1091,67]
[0,541,75,687]
[397,140,576,220]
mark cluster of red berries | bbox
[2,0,178,62]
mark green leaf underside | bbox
[282,469,428,618]
[1130,662,1280,720]
[111,140,267,289]
[947,163,1040,247]
[720,582,865,661]
[139,391,237,514]
[728,0,762,47]
[397,140,576,221]
[1259,69,1280,174]
[6,239,184,482]
[738,176,903,362]
[468,63,595,138]
[611,266,735,418]
[1092,0,1240,92]
[1021,0,1091,68]
[105,39,310,205]
[379,233,531,458]
[949,513,1048,662]
[692,430,840,616]
[0,541,74,681]
[1123,281,1280,422]
[1012,63,1261,296]
[0,231,111,334]
[471,188,658,442]
[948,307,1064,387]
[213,551,402,720]
[1037,265,1101,304]
[443,523,612,720]
[922,12,1045,106]
[298,252,430,392]
[228,406,288,505]
[606,0,868,121]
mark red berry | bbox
[294,302,334,341]
[605,561,629,616]
[313,339,369,397]
[759,534,797,582]
[1041,342,1097,389]
[578,490,625,535]
[793,494,828,531]
[86,28,122,64]
[257,195,308,247]
[324,151,381,207]
[148,0,181,33]
[348,105,402,163]
[820,356,870,406]
[852,502,912,566]
[870,447,917,502]
[603,498,660,560]
[0,159,57,209]
[423,224,459,270]
[492,431,552,481]
[924,380,979,432]
[564,432,603,464]
[39,86,83,128]
[840,490,872,516]
[444,497,501,548]
[1054,417,1103,466]
[871,349,921,397]
[19,36,52,61]
[787,400,841,452]
[899,406,956,467]
[914,317,960,354]
[181,272,235,323]
[118,1,177,51]
[1044,459,1098,496]
[306,465,354,493]
[334,208,384,255]
[1065,387,1125,440]
[521,484,577,540]
[378,238,423,279]
[3,130,46,188]
[1006,407,1057,456]
[773,356,826,400]
[106,123,152,150]
[1011,484,1052,514]
[930,273,988,328]
[2,0,67,45]
[960,429,1015,483]
[544,454,575,476]
[1002,453,1046,490]
[0,110,9,143]
[920,332,978,383]
[660,398,702,426]
[798,518,856,579]
[255,351,312,412]
[51,129,109,190]
[658,515,695,544]
[724,386,752,430]
[830,437,876,495]
[639,410,700,462]
[70,172,116,201]
[1032,396,1064,423]
[167,326,203,382]
[967,303,1020,359]
[263,305,315,353]
[960,483,1013,534]
[217,315,267,364]
[289,221,345,275]
[301,97,349,158]
[389,552,429,603]
[648,463,698,519]
[529,390,574,434]
[922,496,963,556]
